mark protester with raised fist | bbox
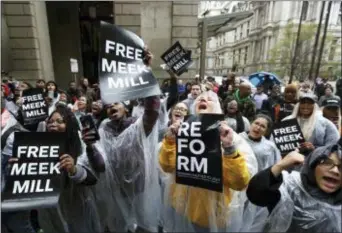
[247,144,341,232]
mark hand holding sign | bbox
[59,154,76,176]
[219,121,234,147]
[299,142,315,153]
[143,47,153,66]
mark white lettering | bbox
[191,157,207,173]
[27,146,39,158]
[189,139,205,155]
[118,62,127,73]
[17,146,27,158]
[10,163,27,176]
[50,146,59,157]
[190,122,201,137]
[27,162,38,175]
[178,138,188,153]
[13,180,29,194]
[177,156,189,171]
[178,122,190,137]
[116,43,126,57]
[38,162,49,175]
[105,40,115,54]
[126,46,134,59]
[108,77,124,89]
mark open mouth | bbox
[322,176,340,188]
[198,100,208,110]
[173,113,184,120]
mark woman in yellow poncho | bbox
[159,91,258,232]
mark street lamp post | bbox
[199,19,208,82]
[308,1,325,81]
[289,2,307,84]
[314,1,333,80]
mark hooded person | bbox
[247,144,342,232]
[159,90,258,232]
[282,93,340,155]
[239,114,281,232]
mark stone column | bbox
[140,1,172,78]
[268,1,274,23]
[3,1,54,83]
[263,36,268,61]
[171,1,198,80]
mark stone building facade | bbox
[201,1,341,77]
[1,1,199,88]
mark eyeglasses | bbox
[174,107,188,113]
[319,158,342,172]
[47,118,65,125]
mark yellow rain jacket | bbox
[159,137,250,228]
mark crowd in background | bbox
[1,53,341,233]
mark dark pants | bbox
[2,211,36,233]
[30,210,40,232]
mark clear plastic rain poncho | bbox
[95,100,167,232]
[264,144,342,232]
[239,132,282,232]
[239,132,281,172]
[160,91,258,232]
[39,134,102,233]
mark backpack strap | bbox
[1,124,21,151]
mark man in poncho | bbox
[94,49,168,232]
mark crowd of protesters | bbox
[1,50,341,233]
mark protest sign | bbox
[98,21,161,104]
[21,88,48,126]
[272,119,305,155]
[176,114,224,192]
[161,41,193,76]
[2,132,66,212]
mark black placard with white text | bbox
[1,132,66,212]
[272,119,305,155]
[21,88,48,125]
[161,41,193,76]
[176,114,224,192]
[98,21,161,104]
